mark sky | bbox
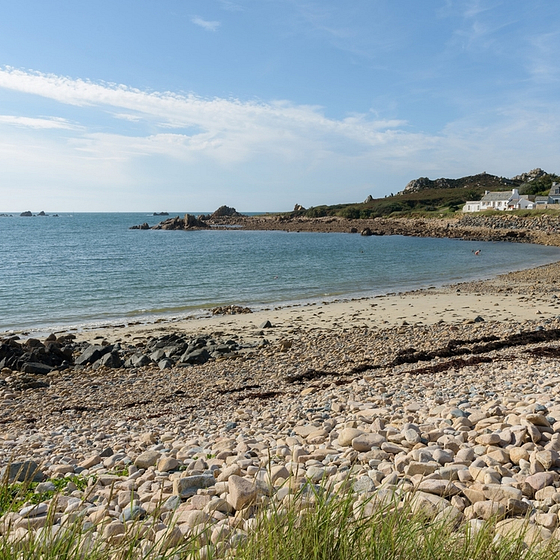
[0,1,559,212]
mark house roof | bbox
[481,191,513,202]
[535,196,549,202]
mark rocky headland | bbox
[131,206,560,248]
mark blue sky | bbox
[0,0,559,212]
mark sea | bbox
[1,212,560,335]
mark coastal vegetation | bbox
[286,170,560,219]
[0,474,557,559]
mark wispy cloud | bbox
[0,115,75,129]
[0,66,405,163]
[219,0,243,12]
[0,66,559,211]
[191,16,220,31]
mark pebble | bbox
[2,311,560,554]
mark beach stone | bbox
[175,508,210,528]
[293,425,318,438]
[526,423,542,443]
[473,500,506,520]
[134,450,161,469]
[353,476,375,494]
[525,472,557,491]
[508,447,529,465]
[102,522,125,541]
[1,461,45,483]
[506,499,529,516]
[337,428,363,447]
[35,482,56,493]
[306,466,326,483]
[217,464,241,482]
[438,465,467,481]
[410,491,449,519]
[475,433,501,446]
[154,526,183,548]
[75,345,108,366]
[535,450,558,470]
[535,513,557,531]
[19,503,48,518]
[455,448,475,463]
[495,519,552,546]
[417,480,460,497]
[433,449,454,465]
[434,505,463,527]
[173,475,216,498]
[481,484,522,503]
[119,504,146,522]
[227,476,257,511]
[526,414,551,427]
[405,461,438,476]
[351,433,385,452]
[403,429,422,444]
[79,454,102,469]
[157,457,180,472]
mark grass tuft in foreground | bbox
[0,475,558,559]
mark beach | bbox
[2,256,560,553]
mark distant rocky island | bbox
[130,205,245,231]
[19,211,57,217]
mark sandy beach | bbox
[64,258,560,346]
[2,255,560,554]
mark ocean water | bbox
[1,212,560,334]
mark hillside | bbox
[289,168,559,219]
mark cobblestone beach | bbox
[2,263,560,555]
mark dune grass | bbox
[0,475,558,560]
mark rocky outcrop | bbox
[20,211,32,217]
[150,214,209,230]
[401,172,518,194]
[0,331,255,379]
[511,168,547,183]
[208,206,244,219]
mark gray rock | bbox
[158,359,174,370]
[21,362,52,375]
[180,348,210,365]
[134,450,161,469]
[353,475,376,493]
[94,352,123,369]
[119,504,146,522]
[125,353,152,368]
[173,474,216,498]
[1,461,45,483]
[75,345,110,366]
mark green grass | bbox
[0,474,558,559]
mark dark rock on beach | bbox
[0,460,45,483]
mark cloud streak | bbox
[191,16,220,31]
[0,115,75,129]
[0,66,559,211]
[0,67,408,164]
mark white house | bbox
[462,188,535,212]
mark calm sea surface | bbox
[1,213,560,333]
